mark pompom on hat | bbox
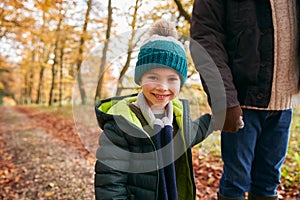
[134,20,188,88]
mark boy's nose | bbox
[155,82,168,90]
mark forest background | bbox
[0,0,299,199]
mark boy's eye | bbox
[169,77,179,82]
[147,76,158,80]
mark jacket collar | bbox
[95,93,186,130]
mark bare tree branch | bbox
[173,0,191,22]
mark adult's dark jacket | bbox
[190,0,300,109]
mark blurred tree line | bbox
[0,0,205,106]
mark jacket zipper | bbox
[140,129,160,200]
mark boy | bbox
[94,20,212,200]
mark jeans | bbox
[219,109,292,198]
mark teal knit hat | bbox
[134,21,188,88]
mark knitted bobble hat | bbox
[134,20,188,88]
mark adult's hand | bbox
[223,105,243,133]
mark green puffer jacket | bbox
[94,93,211,200]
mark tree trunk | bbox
[36,64,46,104]
[75,0,93,105]
[116,0,141,96]
[24,73,29,104]
[27,52,35,104]
[48,13,63,106]
[36,9,48,104]
[95,0,112,102]
[58,39,65,107]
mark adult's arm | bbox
[190,0,239,107]
[190,0,242,132]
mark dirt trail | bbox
[0,106,95,200]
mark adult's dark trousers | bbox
[219,109,292,198]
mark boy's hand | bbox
[223,105,243,133]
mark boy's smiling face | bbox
[140,67,181,110]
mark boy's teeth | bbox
[156,94,166,98]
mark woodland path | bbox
[0,106,95,200]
